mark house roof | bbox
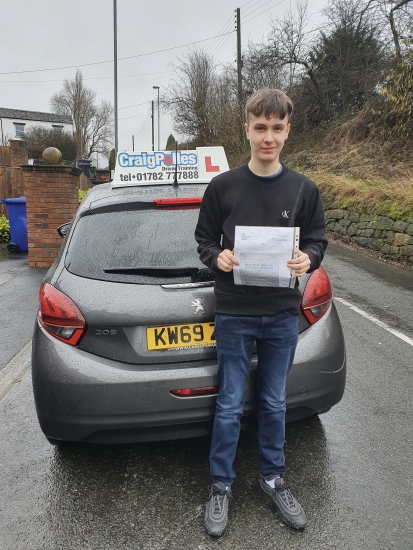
[0,108,72,124]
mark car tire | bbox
[6,242,18,253]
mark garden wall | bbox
[323,197,413,264]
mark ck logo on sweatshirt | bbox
[282,210,289,218]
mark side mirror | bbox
[57,223,71,238]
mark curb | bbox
[0,341,32,402]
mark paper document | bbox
[233,226,300,288]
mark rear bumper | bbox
[32,303,346,443]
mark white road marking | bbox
[335,297,413,347]
[0,341,32,402]
[0,264,29,286]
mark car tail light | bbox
[301,266,332,325]
[170,385,219,397]
[38,283,86,346]
[153,197,202,210]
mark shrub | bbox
[0,216,10,243]
[79,189,90,203]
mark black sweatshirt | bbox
[195,164,328,316]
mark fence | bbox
[0,168,25,217]
[0,146,11,167]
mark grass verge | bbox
[304,171,413,223]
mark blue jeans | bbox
[210,312,299,486]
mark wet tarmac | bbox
[0,243,412,549]
[0,248,47,370]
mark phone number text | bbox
[119,171,199,182]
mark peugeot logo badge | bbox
[191,299,205,314]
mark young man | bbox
[195,88,328,537]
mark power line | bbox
[209,1,277,59]
[243,0,287,24]
[243,0,269,17]
[240,0,257,8]
[135,116,151,140]
[161,117,170,147]
[208,9,240,59]
[118,108,151,121]
[205,15,235,55]
[0,32,233,76]
[209,31,235,58]
[209,26,234,57]
[206,23,234,56]
[96,74,171,96]
[244,0,280,19]
[118,101,151,111]
[134,116,152,146]
[0,70,174,85]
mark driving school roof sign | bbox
[112,146,229,187]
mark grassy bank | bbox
[282,117,413,223]
[302,171,413,223]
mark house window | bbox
[13,123,26,137]
[52,125,64,134]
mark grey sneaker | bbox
[259,476,307,530]
[204,482,232,537]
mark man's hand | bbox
[217,249,240,272]
[287,250,311,277]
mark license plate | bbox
[146,322,215,350]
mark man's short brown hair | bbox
[245,88,293,124]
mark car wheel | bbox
[7,242,18,253]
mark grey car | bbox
[32,181,346,445]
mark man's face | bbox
[244,112,290,166]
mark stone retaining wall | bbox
[323,198,413,264]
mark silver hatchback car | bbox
[32,180,346,445]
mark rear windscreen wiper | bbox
[104,266,200,277]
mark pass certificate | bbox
[233,226,300,288]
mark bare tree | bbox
[164,49,250,163]
[382,0,413,58]
[242,41,288,94]
[50,70,113,159]
[164,50,217,145]
[267,0,311,92]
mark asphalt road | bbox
[0,243,412,550]
[0,248,47,371]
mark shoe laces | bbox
[208,484,231,515]
[274,482,295,507]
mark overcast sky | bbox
[1,0,328,159]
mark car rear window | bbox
[65,208,207,284]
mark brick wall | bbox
[9,140,28,167]
[22,165,81,267]
[94,169,111,184]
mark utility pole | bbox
[236,8,242,107]
[113,0,118,153]
[151,101,155,152]
[153,86,160,150]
